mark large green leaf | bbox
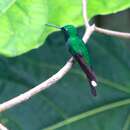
[1,0,130,57]
[0,31,130,130]
[88,0,130,19]
[0,0,83,57]
[0,0,16,14]
[0,0,48,57]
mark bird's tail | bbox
[74,54,97,96]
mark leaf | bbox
[47,0,82,26]
[88,0,130,18]
[0,31,130,130]
[0,0,83,57]
[0,0,48,57]
[0,0,16,14]
[1,0,130,57]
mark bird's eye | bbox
[61,27,66,32]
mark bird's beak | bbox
[45,23,61,30]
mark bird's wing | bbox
[74,54,97,96]
[67,37,90,65]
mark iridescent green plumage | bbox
[67,34,90,64]
[62,25,90,63]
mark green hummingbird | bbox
[46,23,97,96]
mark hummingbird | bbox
[46,23,97,96]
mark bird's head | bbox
[45,23,77,41]
[61,25,77,38]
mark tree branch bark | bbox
[95,26,130,39]
[82,0,90,28]
[0,123,8,130]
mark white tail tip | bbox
[91,80,97,87]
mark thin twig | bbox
[95,26,130,39]
[82,0,90,28]
[83,24,95,42]
[0,123,8,130]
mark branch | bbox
[82,0,90,28]
[95,26,130,39]
[82,0,130,39]
[0,58,73,112]
[0,123,8,130]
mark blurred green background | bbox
[0,9,130,130]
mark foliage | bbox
[0,0,130,56]
[0,32,130,129]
